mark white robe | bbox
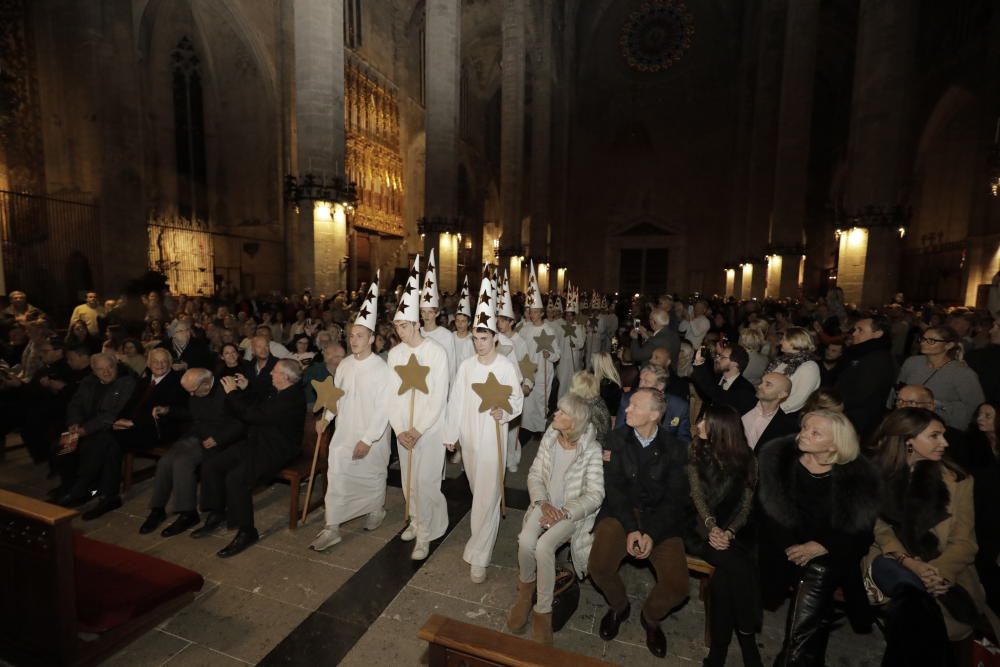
[385,338,450,543]
[584,315,606,371]
[519,321,561,432]
[554,319,584,400]
[499,331,530,468]
[443,354,523,567]
[453,331,475,365]
[322,353,392,527]
[422,326,457,386]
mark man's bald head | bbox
[181,367,213,396]
[896,384,934,410]
[756,372,792,403]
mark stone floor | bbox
[0,435,887,666]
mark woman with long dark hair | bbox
[686,405,761,667]
[965,402,1000,613]
[864,408,1000,665]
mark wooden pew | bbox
[687,555,716,647]
[418,614,615,667]
[0,489,203,667]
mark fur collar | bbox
[881,461,951,561]
[758,434,880,535]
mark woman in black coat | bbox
[757,409,880,667]
[685,405,761,667]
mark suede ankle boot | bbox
[507,580,535,633]
[531,610,553,645]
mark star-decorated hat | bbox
[526,260,543,310]
[548,295,564,313]
[498,270,516,320]
[473,270,497,332]
[355,270,380,330]
[566,287,579,313]
[588,291,600,311]
[457,275,472,318]
[394,254,421,322]
[421,248,440,309]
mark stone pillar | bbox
[423,0,461,292]
[741,0,786,276]
[292,0,346,295]
[500,0,526,287]
[769,0,819,298]
[550,1,576,289]
[840,0,917,307]
[529,0,553,289]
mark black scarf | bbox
[880,460,951,562]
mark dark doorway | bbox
[619,247,669,296]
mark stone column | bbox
[768,0,819,298]
[550,1,576,292]
[423,0,461,292]
[501,0,526,289]
[741,0,786,299]
[840,0,917,307]
[529,0,553,291]
[292,0,346,295]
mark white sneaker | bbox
[400,523,417,542]
[470,565,487,583]
[364,508,387,531]
[309,527,342,552]
[411,540,430,560]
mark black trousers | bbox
[703,544,761,639]
[200,443,294,530]
[69,431,122,499]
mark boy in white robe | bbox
[497,271,532,471]
[520,261,560,436]
[444,278,523,582]
[419,248,457,383]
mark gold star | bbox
[311,376,345,416]
[472,372,514,414]
[561,323,576,338]
[394,352,431,395]
[518,353,538,379]
[533,330,556,354]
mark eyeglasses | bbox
[896,399,933,408]
[919,336,948,344]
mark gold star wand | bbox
[394,353,431,521]
[303,376,345,523]
[471,372,514,517]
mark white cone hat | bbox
[394,255,421,322]
[473,271,497,332]
[566,287,579,313]
[355,270,380,330]
[457,275,472,318]
[526,260,543,310]
[498,270,515,320]
[421,248,440,309]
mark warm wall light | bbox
[847,227,867,247]
[314,201,332,222]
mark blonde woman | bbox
[590,352,623,421]
[508,393,604,645]
[739,327,768,386]
[569,370,611,446]
[766,327,821,414]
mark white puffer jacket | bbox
[526,423,605,577]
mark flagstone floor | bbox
[0,436,886,666]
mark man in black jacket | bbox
[113,348,185,455]
[165,321,213,372]
[691,343,756,416]
[630,308,681,369]
[193,359,306,557]
[56,352,137,520]
[139,367,247,537]
[588,388,690,658]
[834,316,896,440]
[245,335,279,399]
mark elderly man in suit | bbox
[629,308,681,369]
[112,347,185,454]
[192,359,306,558]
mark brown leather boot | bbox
[531,610,553,645]
[507,580,535,633]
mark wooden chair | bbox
[418,614,615,667]
[271,411,328,530]
[0,489,202,667]
[687,555,716,647]
[121,445,169,492]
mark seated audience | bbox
[742,372,796,452]
[568,371,611,448]
[591,352,623,420]
[691,343,756,415]
[739,327,769,386]
[589,388,689,658]
[215,342,247,380]
[302,342,346,405]
[118,338,147,375]
[835,316,896,440]
[193,359,306,558]
[963,402,1000,614]
[165,321,213,372]
[865,408,1000,665]
[894,326,984,430]
[686,405,761,667]
[508,393,604,645]
[139,368,247,537]
[614,363,691,443]
[802,387,845,414]
[65,319,101,354]
[757,410,880,666]
[112,348,185,456]
[242,324,293,361]
[766,327,821,414]
[818,341,845,387]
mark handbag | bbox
[533,567,580,632]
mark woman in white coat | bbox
[507,392,605,645]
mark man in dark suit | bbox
[192,359,306,557]
[615,364,691,443]
[834,316,896,440]
[165,321,213,372]
[113,347,185,454]
[691,344,756,416]
[589,388,690,658]
[245,335,279,399]
[742,372,799,451]
[629,308,681,369]
[56,352,137,520]
[139,368,247,537]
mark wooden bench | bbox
[121,411,328,531]
[418,613,615,666]
[687,555,716,647]
[0,489,203,667]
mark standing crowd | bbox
[3,274,1000,666]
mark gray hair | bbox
[90,352,117,369]
[275,358,303,383]
[639,364,669,389]
[182,367,213,386]
[147,347,172,365]
[650,308,670,327]
[633,386,667,418]
[555,392,591,443]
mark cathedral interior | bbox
[2,1,1000,666]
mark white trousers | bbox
[517,506,576,613]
